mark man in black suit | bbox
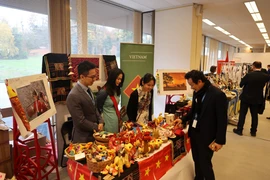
[174,70,227,180]
[233,61,269,136]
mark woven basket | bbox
[95,140,109,147]
[93,134,110,143]
[64,143,87,161]
[86,154,113,173]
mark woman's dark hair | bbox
[104,68,125,96]
[140,73,156,86]
[77,61,96,77]
[185,70,207,84]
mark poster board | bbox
[6,74,56,137]
[156,69,191,95]
[120,43,154,109]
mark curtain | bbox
[201,36,236,72]
[202,37,219,72]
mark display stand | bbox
[13,117,60,180]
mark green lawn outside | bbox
[0,56,43,83]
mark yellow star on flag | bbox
[79,174,85,180]
[156,160,161,168]
[68,164,72,172]
[165,155,169,161]
[132,83,139,91]
[145,167,150,176]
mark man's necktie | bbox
[87,88,93,99]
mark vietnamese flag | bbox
[138,155,155,180]
[153,144,172,179]
[123,75,141,98]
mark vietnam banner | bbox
[120,43,154,116]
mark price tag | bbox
[74,153,85,160]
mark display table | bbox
[67,135,193,180]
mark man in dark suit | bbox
[67,61,104,143]
[174,70,227,180]
[233,61,269,136]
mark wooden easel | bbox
[13,117,60,180]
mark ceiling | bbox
[110,0,270,49]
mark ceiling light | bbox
[256,22,265,29]
[244,1,259,13]
[259,28,267,33]
[202,19,215,26]
[214,26,224,31]
[266,40,270,43]
[214,26,230,35]
[262,33,269,39]
[251,13,262,21]
[239,40,246,44]
[229,35,239,41]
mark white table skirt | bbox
[160,151,194,180]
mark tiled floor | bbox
[48,104,270,180]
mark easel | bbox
[13,117,60,180]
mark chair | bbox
[60,120,73,167]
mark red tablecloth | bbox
[67,135,191,180]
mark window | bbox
[70,0,134,65]
[0,1,49,109]
[142,11,154,44]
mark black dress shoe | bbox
[233,128,243,136]
[266,117,270,119]
[250,132,256,137]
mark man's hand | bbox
[209,142,223,152]
[98,123,104,131]
[173,119,183,128]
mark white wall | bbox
[154,5,196,117]
[233,53,270,68]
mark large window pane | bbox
[142,12,154,44]
[0,2,49,108]
[70,0,134,65]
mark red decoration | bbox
[13,118,59,179]
[123,75,141,98]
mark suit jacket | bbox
[239,70,269,104]
[66,83,103,143]
[127,89,153,122]
[182,85,228,145]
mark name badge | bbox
[192,119,198,128]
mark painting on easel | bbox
[6,74,56,137]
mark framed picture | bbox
[70,54,104,82]
[6,74,56,137]
[156,69,191,95]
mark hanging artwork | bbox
[70,55,103,82]
[6,74,56,137]
[156,69,191,95]
[103,55,118,80]
[42,53,70,81]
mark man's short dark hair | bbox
[252,61,262,69]
[210,66,217,73]
[77,61,96,77]
[185,70,207,84]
